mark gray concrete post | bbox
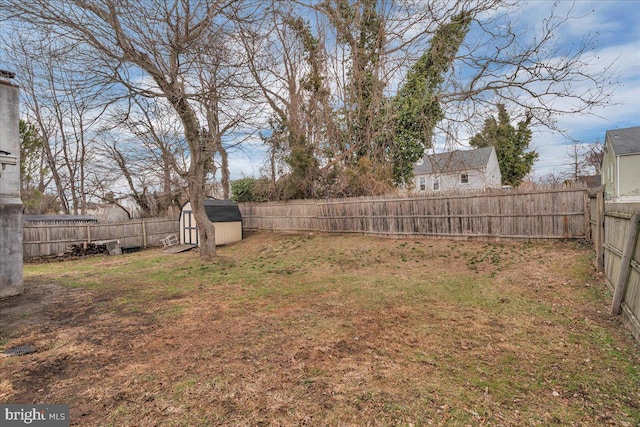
[0,72,23,298]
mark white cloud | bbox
[227,137,269,180]
[501,0,640,178]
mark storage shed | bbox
[179,199,243,246]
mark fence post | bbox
[142,219,147,248]
[584,191,591,242]
[594,187,605,273]
[46,226,50,256]
[611,214,640,315]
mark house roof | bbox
[413,146,495,175]
[606,126,640,156]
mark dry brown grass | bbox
[1,232,639,426]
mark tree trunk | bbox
[178,103,216,259]
[162,150,173,214]
[41,134,70,214]
[218,141,230,200]
[188,179,216,259]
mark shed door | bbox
[183,210,198,245]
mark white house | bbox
[601,126,640,202]
[413,146,502,193]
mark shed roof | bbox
[183,199,242,223]
[23,214,97,223]
[413,146,495,175]
[606,126,640,156]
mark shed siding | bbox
[214,222,243,245]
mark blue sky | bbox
[228,0,640,181]
[522,0,640,178]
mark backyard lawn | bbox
[1,232,639,426]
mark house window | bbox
[460,173,469,184]
[419,176,426,191]
[433,177,440,191]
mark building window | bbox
[419,176,426,191]
[433,178,440,191]
[460,173,469,184]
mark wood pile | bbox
[64,242,109,257]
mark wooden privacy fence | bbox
[239,186,589,240]
[593,200,640,342]
[23,217,179,258]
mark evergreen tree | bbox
[19,120,48,212]
[469,105,538,187]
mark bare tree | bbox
[438,1,617,134]
[7,33,108,214]
[566,139,604,180]
[535,170,569,186]
[9,36,69,213]
[240,3,336,198]
[585,141,604,175]
[193,24,260,201]
[566,141,589,181]
[3,0,617,212]
[1,0,261,258]
[271,0,613,197]
[315,0,613,172]
[96,98,189,217]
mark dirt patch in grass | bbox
[1,232,639,426]
[0,281,75,333]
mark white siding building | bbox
[601,126,640,202]
[413,146,502,193]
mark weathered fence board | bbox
[601,202,640,342]
[611,214,640,314]
[23,217,178,258]
[588,186,605,272]
[239,187,588,240]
